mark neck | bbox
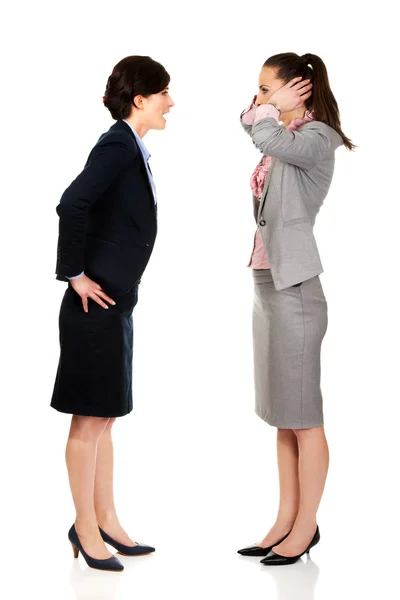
[124,114,149,139]
[280,105,308,126]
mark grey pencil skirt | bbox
[252,269,328,429]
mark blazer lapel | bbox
[114,121,155,203]
[258,157,277,219]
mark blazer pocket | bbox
[283,216,311,227]
[86,234,120,246]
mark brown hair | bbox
[264,53,356,151]
[103,55,170,120]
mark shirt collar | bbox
[286,109,315,131]
[122,119,151,163]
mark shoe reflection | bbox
[69,559,122,600]
[262,556,320,600]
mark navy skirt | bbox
[51,282,139,417]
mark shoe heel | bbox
[68,524,124,571]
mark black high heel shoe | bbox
[260,525,320,565]
[99,526,156,556]
[238,530,292,557]
[68,524,124,572]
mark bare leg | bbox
[94,418,137,547]
[66,415,113,559]
[273,425,329,556]
[258,428,300,547]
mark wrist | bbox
[254,102,281,124]
[266,101,281,114]
[68,271,85,281]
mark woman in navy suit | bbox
[51,55,174,571]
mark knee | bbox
[292,426,323,441]
[292,427,312,441]
[70,415,111,441]
[103,417,116,434]
[278,428,297,441]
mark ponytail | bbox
[264,53,356,151]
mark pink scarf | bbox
[250,110,315,199]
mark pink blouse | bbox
[241,102,315,269]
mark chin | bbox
[152,119,166,131]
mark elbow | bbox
[56,185,87,219]
[56,200,75,219]
[56,185,74,218]
[251,136,276,157]
[251,128,280,155]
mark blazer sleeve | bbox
[55,133,137,281]
[248,105,331,170]
[239,97,258,138]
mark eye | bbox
[162,91,169,96]
[262,88,269,93]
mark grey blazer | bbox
[241,113,344,290]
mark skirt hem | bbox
[255,408,324,430]
[50,404,133,418]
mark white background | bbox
[1,1,399,598]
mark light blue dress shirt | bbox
[67,120,156,281]
[122,119,157,204]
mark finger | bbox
[93,282,102,290]
[295,79,312,91]
[90,293,109,310]
[288,76,303,87]
[299,84,313,97]
[95,290,116,305]
[82,296,88,313]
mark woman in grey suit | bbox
[237,53,355,565]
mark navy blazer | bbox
[55,120,157,295]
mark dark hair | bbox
[264,53,356,151]
[103,56,170,120]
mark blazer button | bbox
[259,219,266,226]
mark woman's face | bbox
[255,66,285,106]
[136,87,175,130]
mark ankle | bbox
[292,516,317,531]
[75,516,101,534]
[274,515,297,531]
[95,508,118,526]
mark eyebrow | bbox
[259,84,270,89]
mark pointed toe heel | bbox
[260,525,320,566]
[237,530,291,557]
[99,526,155,556]
[68,524,124,572]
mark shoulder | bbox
[300,120,344,149]
[94,122,139,158]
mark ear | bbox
[133,94,143,109]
